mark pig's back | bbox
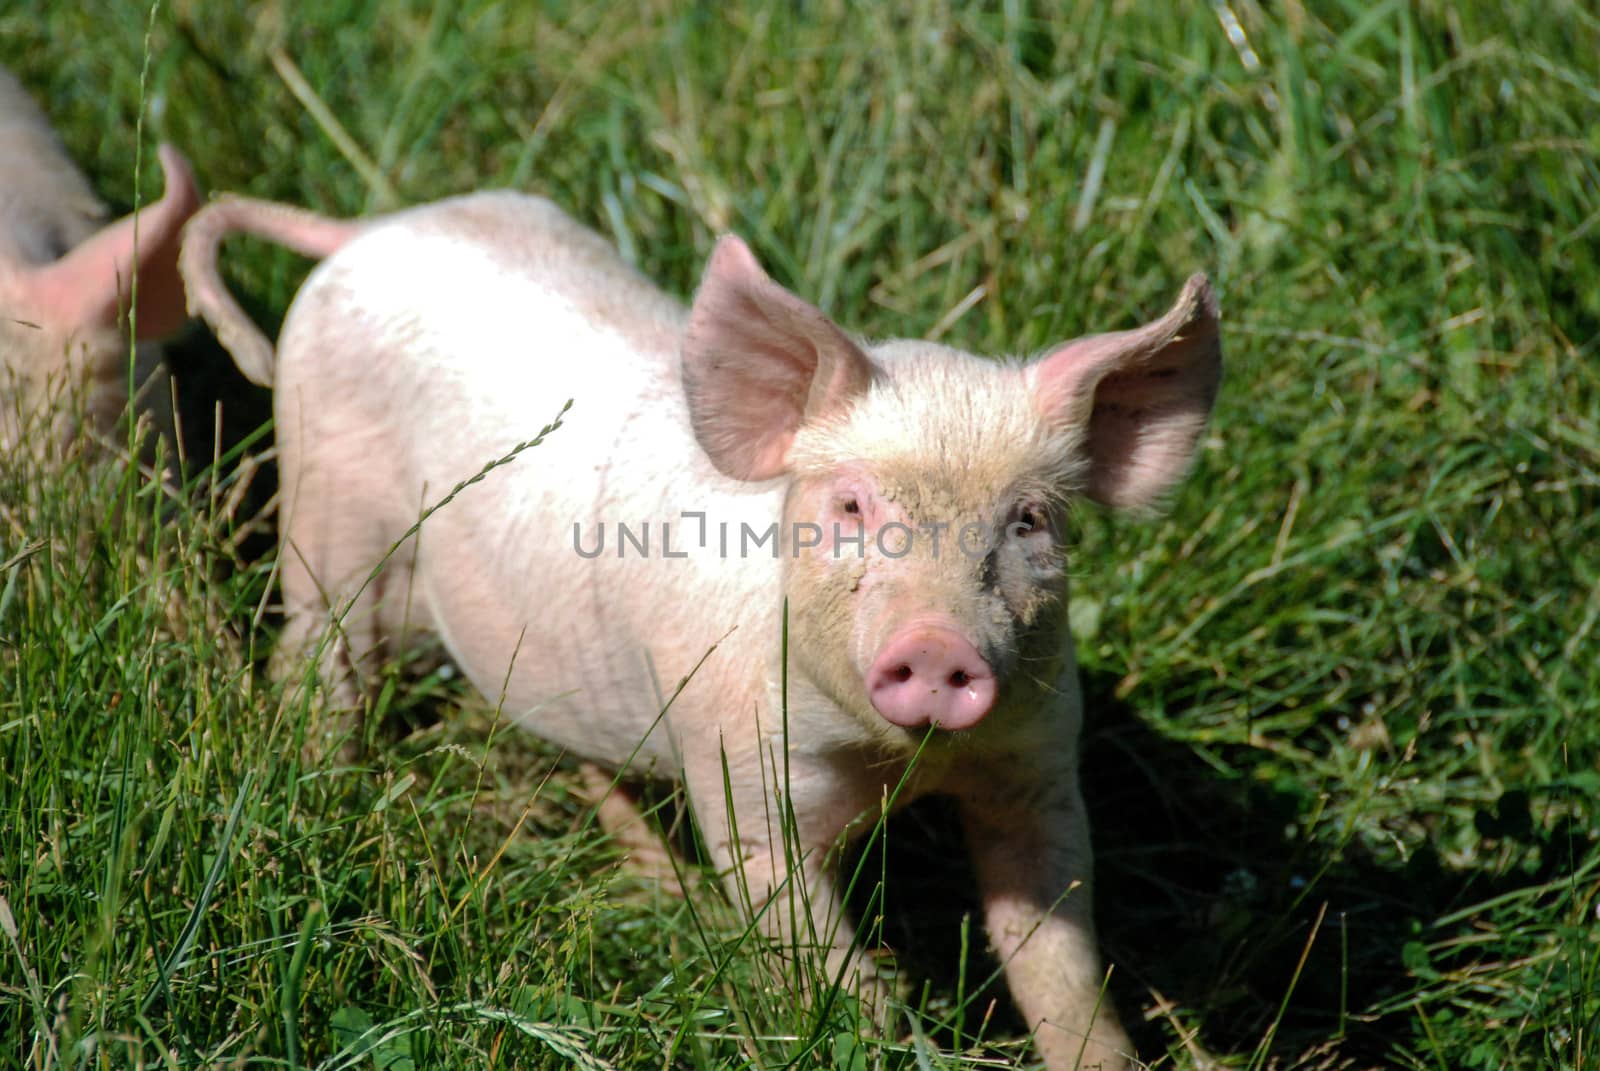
[277,192,782,769]
[279,190,690,486]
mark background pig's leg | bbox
[960,777,1135,1071]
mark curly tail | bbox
[180,195,363,386]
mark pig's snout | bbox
[866,625,997,731]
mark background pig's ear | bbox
[16,143,199,342]
[1034,274,1221,511]
[682,235,878,481]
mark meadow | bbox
[2,2,1597,1067]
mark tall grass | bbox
[3,2,1597,1068]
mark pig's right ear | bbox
[682,236,878,481]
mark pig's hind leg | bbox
[272,436,426,760]
[579,763,693,897]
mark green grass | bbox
[3,1,1598,1067]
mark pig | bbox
[182,188,1221,1071]
[0,66,198,456]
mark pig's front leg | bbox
[681,738,890,1021]
[959,775,1135,1071]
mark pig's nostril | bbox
[948,670,970,688]
[891,664,913,684]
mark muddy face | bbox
[781,343,1085,751]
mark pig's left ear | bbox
[682,235,879,481]
[1033,274,1221,511]
[16,143,199,341]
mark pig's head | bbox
[0,144,197,449]
[682,237,1220,750]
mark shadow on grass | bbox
[164,302,278,561]
[849,667,1592,1065]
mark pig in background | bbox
[0,65,196,459]
[183,186,1221,1071]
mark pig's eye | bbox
[1007,501,1052,543]
[831,483,875,525]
